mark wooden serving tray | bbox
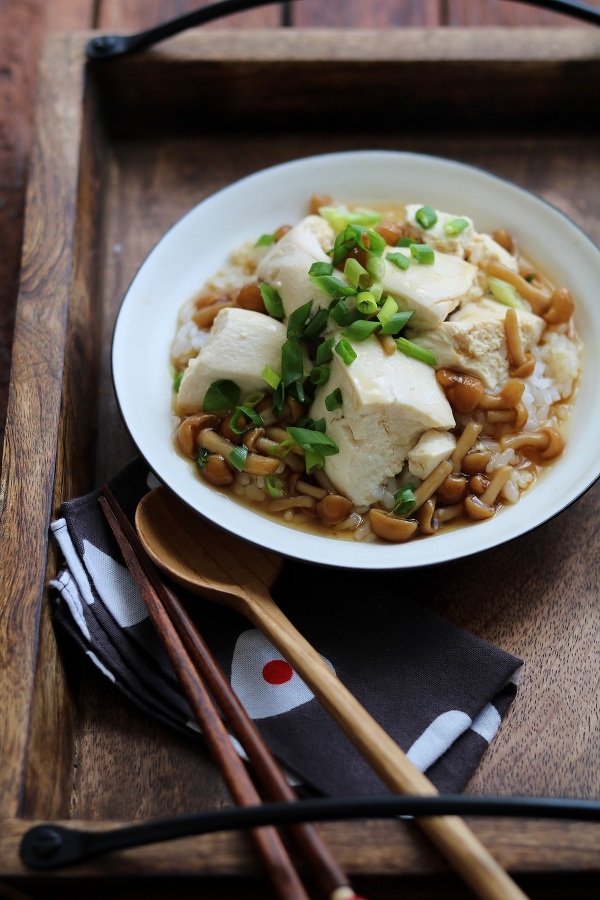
[0,29,598,899]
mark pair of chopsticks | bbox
[99,484,360,900]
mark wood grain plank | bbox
[445,0,600,27]
[291,0,442,27]
[96,0,282,29]
[0,34,88,820]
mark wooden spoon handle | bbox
[236,589,528,900]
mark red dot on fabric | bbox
[262,659,294,685]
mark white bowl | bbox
[112,150,600,569]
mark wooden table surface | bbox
[1,0,600,454]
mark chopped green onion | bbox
[342,319,380,341]
[259,283,285,318]
[243,391,265,408]
[228,445,248,472]
[261,365,281,390]
[410,243,435,265]
[335,339,357,366]
[315,336,335,365]
[229,405,263,435]
[287,426,339,457]
[301,307,329,340]
[287,300,313,338]
[354,226,385,258]
[379,311,413,336]
[310,274,356,300]
[203,379,241,412]
[344,257,369,289]
[415,205,438,229]
[356,291,378,315]
[377,295,399,326]
[266,437,294,459]
[487,275,526,309]
[287,378,307,404]
[312,418,326,432]
[325,388,343,411]
[173,370,184,392]
[272,380,285,419]
[395,337,437,366]
[265,475,286,498]
[308,261,334,276]
[331,225,359,266]
[255,233,276,247]
[281,337,304,386]
[318,205,382,232]
[396,236,417,247]
[366,256,385,280]
[525,272,537,283]
[310,365,331,386]
[196,447,209,469]
[329,300,361,327]
[443,217,469,236]
[393,483,417,516]
[370,282,383,304]
[386,251,410,271]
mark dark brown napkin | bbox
[50,459,522,796]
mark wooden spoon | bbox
[136,486,528,900]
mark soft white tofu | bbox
[381,246,479,331]
[176,307,286,414]
[404,204,475,257]
[407,298,545,390]
[465,232,519,273]
[407,430,456,481]
[310,337,455,506]
[256,215,337,322]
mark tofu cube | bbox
[407,298,545,390]
[176,307,286,414]
[407,430,457,481]
[310,336,455,506]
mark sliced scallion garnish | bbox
[265,475,286,498]
[396,236,416,247]
[203,379,241,412]
[318,205,382,232]
[386,251,410,271]
[310,365,331,386]
[487,275,526,309]
[393,483,417,516]
[229,405,263,435]
[310,274,356,300]
[301,307,329,340]
[315,336,335,366]
[196,447,209,469]
[356,291,377,315]
[259,283,285,318]
[344,257,369,289]
[287,426,339,458]
[281,337,304,386]
[342,319,380,341]
[329,300,361,328]
[325,388,343,411]
[255,233,276,247]
[308,261,334,277]
[287,300,313,338]
[395,337,437,366]
[228,445,248,472]
[377,295,399,326]
[261,365,281,390]
[243,391,265,408]
[173,370,184,392]
[335,338,357,366]
[443,217,469,236]
[410,243,435,265]
[415,205,438,229]
[379,310,413,336]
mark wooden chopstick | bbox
[100,485,359,900]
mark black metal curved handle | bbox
[86,0,600,61]
[19,794,600,870]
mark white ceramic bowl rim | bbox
[112,150,600,569]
